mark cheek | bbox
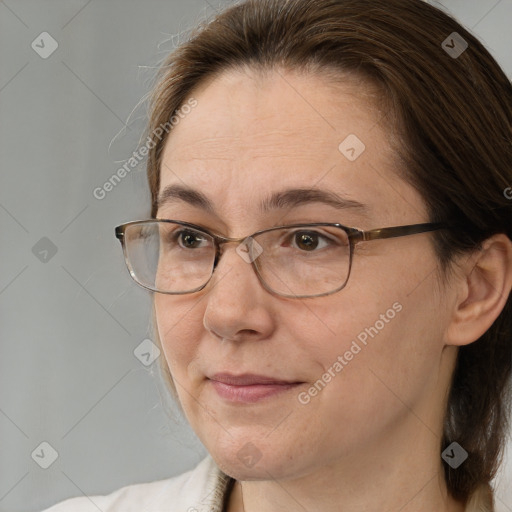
[293,300,439,461]
[154,295,204,377]
[298,250,445,401]
[315,276,446,416]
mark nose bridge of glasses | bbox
[208,234,264,293]
[212,234,261,268]
[214,232,258,250]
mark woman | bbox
[43,0,512,511]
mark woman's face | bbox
[154,68,458,480]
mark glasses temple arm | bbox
[358,222,452,242]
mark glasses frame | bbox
[115,218,451,298]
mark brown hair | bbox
[144,0,512,504]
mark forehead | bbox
[158,67,426,225]
[164,67,386,160]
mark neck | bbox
[229,471,466,512]
[226,421,467,512]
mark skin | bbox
[153,67,512,512]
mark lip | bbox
[208,373,303,403]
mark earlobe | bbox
[445,234,512,347]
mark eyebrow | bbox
[156,184,370,216]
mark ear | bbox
[445,233,512,347]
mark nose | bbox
[202,242,275,342]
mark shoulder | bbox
[41,455,233,512]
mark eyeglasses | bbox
[114,219,451,298]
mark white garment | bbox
[41,455,493,512]
[40,456,232,512]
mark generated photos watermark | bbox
[298,301,403,405]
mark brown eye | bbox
[294,232,320,251]
[174,229,209,249]
[287,230,335,252]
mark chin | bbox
[214,452,291,481]
[205,432,309,481]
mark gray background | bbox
[0,1,511,511]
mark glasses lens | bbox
[252,225,351,297]
[122,222,351,297]
[123,221,215,293]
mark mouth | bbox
[207,373,304,403]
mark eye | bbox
[174,229,211,249]
[289,230,333,252]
